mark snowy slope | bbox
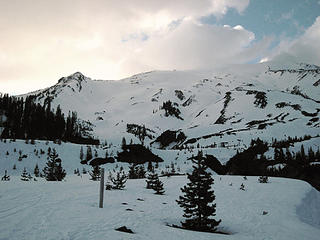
[0,175,319,240]
[17,61,319,153]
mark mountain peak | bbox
[58,72,90,85]
[69,72,86,78]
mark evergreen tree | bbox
[153,178,165,195]
[82,167,87,174]
[34,164,40,177]
[110,171,127,190]
[147,160,153,172]
[128,163,139,179]
[13,164,16,170]
[170,162,176,174]
[285,148,293,163]
[80,146,84,161]
[21,168,30,181]
[86,146,93,161]
[121,137,127,150]
[308,147,315,162]
[176,151,221,232]
[1,170,10,181]
[89,165,101,181]
[138,165,146,178]
[258,176,269,183]
[42,149,66,181]
[316,148,320,160]
[146,171,158,189]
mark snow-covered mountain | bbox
[19,61,319,160]
[1,62,319,240]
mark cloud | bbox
[0,0,256,94]
[270,16,320,65]
[121,20,271,72]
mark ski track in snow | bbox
[0,175,320,240]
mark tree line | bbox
[0,94,98,144]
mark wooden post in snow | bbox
[99,168,104,208]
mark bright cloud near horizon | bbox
[1,0,320,94]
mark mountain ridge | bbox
[14,61,319,158]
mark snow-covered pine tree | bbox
[258,176,268,183]
[34,164,40,177]
[146,171,158,189]
[128,163,138,179]
[42,149,66,181]
[153,178,165,195]
[147,161,153,172]
[138,165,146,178]
[110,171,127,190]
[21,168,30,181]
[1,170,10,181]
[89,165,101,181]
[176,150,221,232]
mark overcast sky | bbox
[1,0,320,94]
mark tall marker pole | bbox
[99,168,104,208]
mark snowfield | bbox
[1,175,320,240]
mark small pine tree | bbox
[1,170,10,181]
[34,164,40,177]
[110,171,127,190]
[21,168,30,181]
[146,171,158,189]
[147,161,153,172]
[80,146,84,161]
[121,137,127,150]
[176,151,221,232]
[153,178,165,195]
[82,167,87,174]
[43,149,66,181]
[258,176,268,183]
[128,163,139,179]
[86,146,93,161]
[138,165,146,178]
[13,164,16,170]
[89,165,101,181]
[170,162,176,174]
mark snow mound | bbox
[296,188,320,228]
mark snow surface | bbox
[0,175,319,240]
